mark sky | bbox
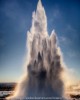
[0,0,80,82]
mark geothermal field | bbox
[0,0,80,100]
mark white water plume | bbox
[7,0,70,99]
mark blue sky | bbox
[0,0,80,82]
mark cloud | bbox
[66,50,80,59]
[65,25,76,33]
[67,52,77,58]
[49,7,62,23]
[59,36,72,45]
[52,9,61,19]
[64,24,78,39]
[59,36,67,42]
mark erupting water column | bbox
[7,0,67,99]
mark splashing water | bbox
[7,0,69,99]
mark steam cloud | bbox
[7,0,67,99]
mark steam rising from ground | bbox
[7,0,71,99]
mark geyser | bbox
[7,0,67,99]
